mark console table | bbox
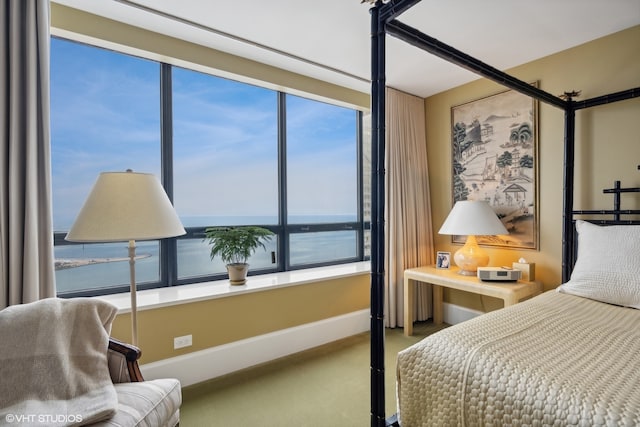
[403,265,542,336]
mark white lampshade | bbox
[438,201,508,275]
[439,200,508,236]
[66,170,185,242]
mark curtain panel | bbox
[384,87,434,327]
[0,0,56,308]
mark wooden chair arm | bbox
[108,337,144,382]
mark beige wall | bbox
[425,25,640,312]
[110,275,370,363]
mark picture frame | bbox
[450,85,539,249]
[436,251,451,269]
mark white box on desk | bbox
[477,267,522,282]
[512,262,535,281]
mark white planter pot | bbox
[226,263,249,285]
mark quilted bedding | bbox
[396,291,640,426]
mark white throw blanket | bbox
[0,298,119,426]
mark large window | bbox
[286,95,359,266]
[172,67,279,280]
[51,38,161,295]
[51,37,367,296]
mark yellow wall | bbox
[110,275,370,363]
[425,25,640,312]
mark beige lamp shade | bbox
[438,200,508,236]
[438,200,508,275]
[65,170,186,242]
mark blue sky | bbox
[50,37,358,230]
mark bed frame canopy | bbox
[368,1,640,425]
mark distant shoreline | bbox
[55,253,152,270]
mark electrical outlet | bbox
[173,334,192,349]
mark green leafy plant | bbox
[204,226,274,265]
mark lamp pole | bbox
[128,239,138,346]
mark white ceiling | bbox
[52,0,640,98]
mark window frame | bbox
[51,38,368,298]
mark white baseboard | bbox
[442,302,483,325]
[140,309,370,387]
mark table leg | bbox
[404,276,414,336]
[503,295,518,307]
[433,285,443,325]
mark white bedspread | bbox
[397,291,640,426]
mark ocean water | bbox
[55,215,360,294]
[178,214,357,227]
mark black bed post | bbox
[370,3,386,427]
[562,99,576,283]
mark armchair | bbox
[0,298,181,427]
[103,338,181,427]
[108,337,145,383]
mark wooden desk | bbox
[403,265,542,336]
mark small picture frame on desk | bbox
[436,251,451,269]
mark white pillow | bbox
[558,220,640,308]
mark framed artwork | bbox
[436,251,451,269]
[450,85,539,249]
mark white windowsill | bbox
[97,261,371,314]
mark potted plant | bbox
[204,226,275,285]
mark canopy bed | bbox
[366,1,640,426]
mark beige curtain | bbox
[384,87,434,328]
[0,0,56,308]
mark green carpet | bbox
[180,322,447,426]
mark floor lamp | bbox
[66,170,185,346]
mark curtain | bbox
[384,87,434,327]
[0,0,56,308]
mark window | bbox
[286,95,359,266]
[51,37,367,296]
[172,67,279,280]
[51,38,161,295]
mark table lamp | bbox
[438,200,508,276]
[65,170,186,346]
